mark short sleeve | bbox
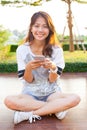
[16,46,26,78]
[16,46,25,71]
[52,47,65,75]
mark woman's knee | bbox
[70,94,81,107]
[4,95,20,109]
[4,96,14,108]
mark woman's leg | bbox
[4,94,46,124]
[4,94,46,111]
[33,92,80,116]
[4,92,80,116]
[4,92,80,124]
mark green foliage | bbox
[10,45,18,52]
[64,62,87,72]
[0,63,17,73]
[61,0,87,4]
[0,49,16,63]
[64,51,87,63]
[0,25,10,48]
[63,44,87,51]
[76,0,87,4]
[30,0,42,6]
[0,62,87,73]
[1,0,25,6]
[0,45,11,62]
[0,50,87,73]
[0,0,51,6]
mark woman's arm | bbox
[48,71,58,83]
[24,60,43,83]
[16,46,34,83]
[24,62,34,83]
[48,47,65,82]
[42,59,58,83]
[48,64,58,83]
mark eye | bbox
[34,25,39,28]
[43,25,48,28]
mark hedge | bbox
[63,44,87,51]
[64,62,87,72]
[10,45,18,52]
[0,62,87,73]
[9,44,87,52]
[0,63,17,73]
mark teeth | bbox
[37,34,43,36]
[38,35,43,36]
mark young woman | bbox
[4,11,80,124]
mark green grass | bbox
[0,50,87,73]
[64,51,87,63]
[0,52,16,63]
[0,51,87,63]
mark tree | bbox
[0,25,10,48]
[0,26,11,60]
[62,0,87,51]
[0,0,87,51]
[0,0,51,7]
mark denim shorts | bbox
[22,90,53,102]
[29,93,52,102]
[22,87,61,102]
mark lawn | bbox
[0,50,87,73]
[64,51,87,63]
[0,51,87,63]
[0,52,16,63]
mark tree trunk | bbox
[67,0,74,51]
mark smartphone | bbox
[34,55,45,61]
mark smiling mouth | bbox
[37,35,44,38]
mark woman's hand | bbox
[42,58,56,70]
[26,60,44,71]
[24,59,44,83]
[42,58,58,83]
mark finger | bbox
[31,63,42,69]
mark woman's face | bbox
[31,16,49,41]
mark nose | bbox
[38,27,43,32]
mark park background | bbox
[0,2,87,130]
[0,0,87,73]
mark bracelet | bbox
[49,67,58,73]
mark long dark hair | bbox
[24,11,60,57]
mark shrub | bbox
[63,44,87,51]
[64,62,87,72]
[0,62,87,73]
[0,63,17,73]
[10,45,18,52]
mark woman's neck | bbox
[30,40,45,55]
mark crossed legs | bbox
[4,91,80,116]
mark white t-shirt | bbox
[16,42,65,96]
